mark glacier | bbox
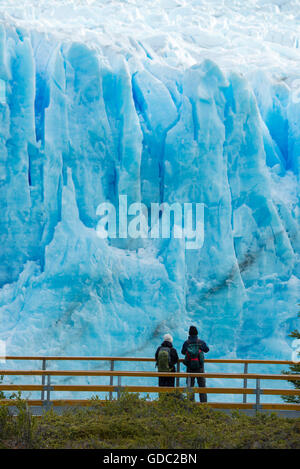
[0,0,299,394]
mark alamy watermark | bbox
[96,196,204,250]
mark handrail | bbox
[0,370,299,380]
[0,384,299,395]
[0,359,299,412]
[0,385,251,393]
[0,356,295,365]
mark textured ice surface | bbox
[0,1,299,384]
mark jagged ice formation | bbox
[0,2,299,386]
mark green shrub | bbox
[0,392,299,449]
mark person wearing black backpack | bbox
[181,326,209,402]
[155,334,179,387]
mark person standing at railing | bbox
[155,334,179,387]
[181,326,209,403]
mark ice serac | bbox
[0,23,299,373]
[0,168,184,357]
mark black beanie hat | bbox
[189,326,198,336]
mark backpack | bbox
[184,342,204,370]
[157,347,172,372]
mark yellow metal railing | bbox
[0,356,299,411]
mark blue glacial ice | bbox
[0,1,299,390]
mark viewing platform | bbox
[0,356,299,417]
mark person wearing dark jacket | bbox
[155,334,179,387]
[181,326,209,402]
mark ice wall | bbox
[0,17,299,365]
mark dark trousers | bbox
[158,376,175,387]
[186,368,207,403]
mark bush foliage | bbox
[0,391,299,449]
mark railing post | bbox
[243,362,248,404]
[176,362,180,387]
[43,374,53,409]
[41,359,46,402]
[186,374,192,399]
[109,360,114,401]
[187,375,191,390]
[255,378,261,412]
[117,375,121,400]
